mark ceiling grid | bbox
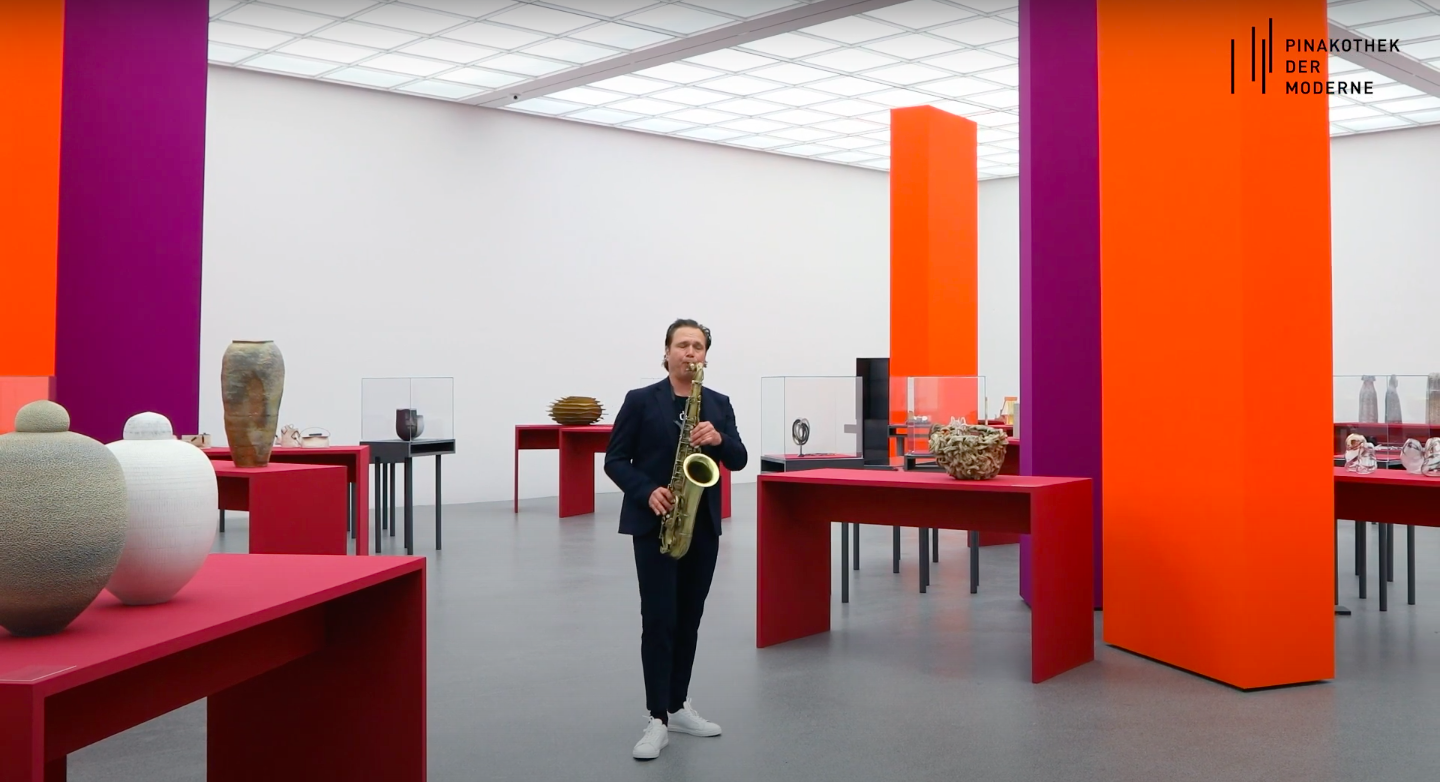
[207,0,1440,178]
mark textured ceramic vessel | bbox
[0,401,128,637]
[105,413,219,606]
[1359,376,1379,423]
[1429,375,1440,426]
[221,340,284,467]
[548,396,605,426]
[1385,375,1403,424]
[928,418,1008,480]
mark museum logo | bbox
[1230,17,1388,96]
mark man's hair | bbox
[665,318,711,350]
[663,319,711,371]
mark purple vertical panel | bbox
[54,0,208,442]
[1018,0,1103,608]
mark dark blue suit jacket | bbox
[604,378,747,537]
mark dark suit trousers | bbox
[632,514,719,719]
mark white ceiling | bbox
[208,0,1440,178]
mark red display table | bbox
[1335,468,1440,610]
[757,469,1093,683]
[212,461,355,555]
[514,424,732,519]
[204,445,369,544]
[0,554,425,782]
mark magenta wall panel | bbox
[55,0,209,441]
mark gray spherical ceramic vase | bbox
[0,401,129,637]
[220,340,285,467]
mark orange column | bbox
[1098,0,1333,688]
[0,0,65,378]
[889,106,979,427]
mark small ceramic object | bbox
[396,408,425,441]
[1423,438,1440,477]
[276,424,301,447]
[1356,442,1378,474]
[300,427,330,448]
[548,396,604,426]
[1345,433,1367,472]
[1401,438,1425,474]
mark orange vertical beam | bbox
[1098,0,1333,688]
[0,0,65,376]
[890,105,978,379]
[890,106,979,430]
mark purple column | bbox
[1018,0,1103,608]
[54,0,209,442]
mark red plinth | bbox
[1335,467,1440,523]
[0,554,425,782]
[757,469,1093,683]
[212,461,353,555]
[204,446,369,538]
[515,424,732,519]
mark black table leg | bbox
[389,464,397,538]
[1355,520,1362,575]
[893,526,900,574]
[919,527,928,594]
[1387,522,1394,583]
[1408,524,1415,606]
[218,509,225,533]
[435,454,443,551]
[841,523,849,604]
[1359,521,1367,599]
[932,527,939,562]
[1380,523,1389,612]
[348,486,355,540]
[969,530,979,594]
[374,462,383,554]
[852,523,859,570]
[1335,520,1351,616]
[404,457,414,556]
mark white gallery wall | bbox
[1329,123,1440,377]
[203,66,1432,507]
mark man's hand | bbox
[689,421,722,447]
[649,486,675,515]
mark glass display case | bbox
[760,375,863,472]
[899,376,990,460]
[1333,374,1440,458]
[362,377,455,444]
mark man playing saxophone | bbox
[603,318,747,761]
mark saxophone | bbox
[659,362,721,559]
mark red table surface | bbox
[756,469,1093,683]
[514,424,731,519]
[0,555,418,690]
[762,469,1075,491]
[211,460,355,556]
[0,554,425,782]
[1335,467,1440,527]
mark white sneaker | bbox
[667,698,722,737]
[632,716,669,760]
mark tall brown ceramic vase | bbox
[221,340,285,467]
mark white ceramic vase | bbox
[105,412,219,606]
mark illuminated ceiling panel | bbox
[209,0,1440,178]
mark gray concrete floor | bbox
[68,483,1440,781]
